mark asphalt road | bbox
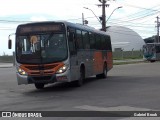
[0,62,160,120]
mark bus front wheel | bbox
[35,83,45,89]
[74,68,85,87]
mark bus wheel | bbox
[150,60,155,63]
[96,63,107,79]
[102,64,107,78]
[74,68,85,87]
[35,83,44,89]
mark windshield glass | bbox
[16,33,68,64]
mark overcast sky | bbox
[0,0,160,55]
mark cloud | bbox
[30,16,48,21]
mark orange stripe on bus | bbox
[107,52,113,70]
[19,62,64,76]
[93,51,103,73]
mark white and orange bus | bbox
[8,21,113,89]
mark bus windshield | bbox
[16,33,68,64]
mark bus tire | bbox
[150,60,155,63]
[74,67,85,87]
[96,63,107,79]
[35,83,44,89]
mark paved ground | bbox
[0,63,13,68]
[0,62,160,120]
[113,59,144,63]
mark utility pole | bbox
[82,13,88,25]
[156,16,159,43]
[82,13,85,25]
[102,0,106,31]
[98,0,110,32]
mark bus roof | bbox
[17,21,109,36]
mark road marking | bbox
[75,105,160,119]
[75,105,156,111]
[118,118,160,120]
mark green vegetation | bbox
[113,50,143,60]
[0,55,13,63]
[113,56,142,60]
[113,61,145,65]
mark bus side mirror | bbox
[8,39,12,49]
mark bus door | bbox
[68,28,79,80]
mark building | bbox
[106,26,145,51]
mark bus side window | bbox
[89,32,96,49]
[76,30,83,49]
[106,36,112,50]
[101,36,107,50]
[95,34,101,50]
[68,30,77,55]
[82,31,90,49]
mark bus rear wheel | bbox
[96,63,107,79]
[35,83,45,89]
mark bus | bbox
[143,43,160,62]
[8,21,113,89]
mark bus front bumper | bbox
[16,72,71,85]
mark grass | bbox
[113,56,143,60]
[0,56,13,63]
[114,61,144,65]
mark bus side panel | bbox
[70,50,93,81]
[69,54,80,81]
[107,51,113,71]
[77,50,94,78]
[93,51,103,74]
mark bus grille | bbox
[25,64,58,70]
[20,63,64,76]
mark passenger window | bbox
[76,30,83,49]
[89,32,96,49]
[68,28,77,55]
[95,34,101,50]
[101,36,107,50]
[82,31,90,49]
[106,36,112,50]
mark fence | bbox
[113,50,143,60]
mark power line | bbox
[111,4,160,21]
[106,29,153,38]
[123,3,160,12]
[115,10,160,23]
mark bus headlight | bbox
[56,64,69,74]
[17,67,27,75]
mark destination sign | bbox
[18,24,64,34]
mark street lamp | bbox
[83,7,102,24]
[106,6,122,23]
